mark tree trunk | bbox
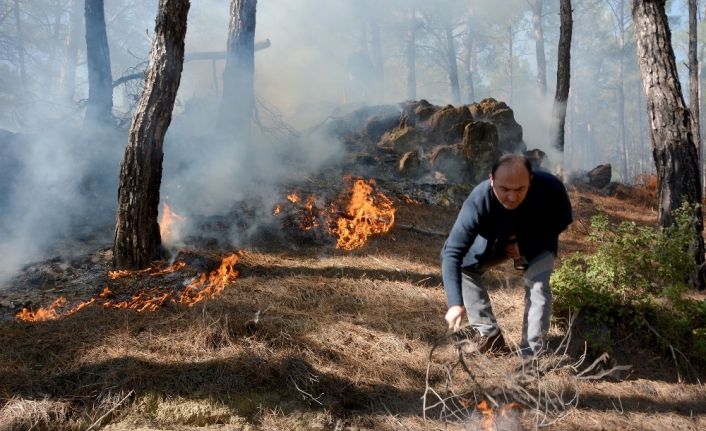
[531,0,547,96]
[632,0,706,289]
[463,17,475,104]
[508,23,514,106]
[60,0,83,104]
[84,0,113,124]
[13,0,27,92]
[618,0,628,182]
[218,0,256,143]
[552,0,572,152]
[113,0,190,269]
[690,0,701,188]
[405,3,416,100]
[445,23,460,105]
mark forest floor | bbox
[0,182,704,431]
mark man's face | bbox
[489,163,532,210]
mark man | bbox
[441,154,572,357]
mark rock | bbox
[429,145,472,184]
[377,126,423,154]
[588,164,612,189]
[469,98,524,153]
[398,150,421,176]
[364,111,403,143]
[427,104,473,143]
[461,121,501,182]
[413,99,438,122]
[524,148,547,171]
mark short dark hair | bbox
[491,154,533,177]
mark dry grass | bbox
[0,186,704,430]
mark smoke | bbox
[1,0,668,284]
[0,125,122,286]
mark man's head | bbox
[489,154,533,210]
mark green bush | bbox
[551,203,706,363]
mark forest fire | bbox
[16,254,239,322]
[159,202,186,244]
[273,178,395,249]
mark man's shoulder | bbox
[532,170,567,191]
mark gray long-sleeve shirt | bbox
[440,171,573,307]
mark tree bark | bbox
[84,0,113,124]
[618,0,628,182]
[689,0,701,188]
[444,23,460,105]
[552,0,572,152]
[530,0,547,96]
[405,3,416,100]
[113,0,190,269]
[13,0,27,93]
[632,0,706,289]
[462,17,475,104]
[60,0,83,104]
[218,0,256,143]
[508,23,514,106]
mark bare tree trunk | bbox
[508,23,514,106]
[218,0,256,143]
[552,0,572,152]
[84,0,113,124]
[530,0,547,96]
[632,0,706,289]
[618,0,628,182]
[405,3,416,100]
[444,23,460,105]
[13,0,27,92]
[462,17,475,104]
[690,0,702,188]
[113,0,190,269]
[60,0,83,104]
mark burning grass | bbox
[273,177,396,250]
[16,253,239,322]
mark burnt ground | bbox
[0,183,704,431]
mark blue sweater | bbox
[440,171,573,307]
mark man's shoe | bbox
[473,330,510,355]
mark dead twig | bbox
[83,390,134,431]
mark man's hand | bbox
[445,305,467,331]
[505,236,521,259]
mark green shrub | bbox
[551,203,706,363]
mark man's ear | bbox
[489,174,494,187]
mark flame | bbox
[159,202,186,244]
[179,253,238,305]
[287,193,300,203]
[273,204,282,215]
[333,179,395,250]
[16,254,239,322]
[475,400,523,430]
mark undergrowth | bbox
[551,203,706,367]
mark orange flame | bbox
[287,193,300,203]
[159,202,186,244]
[333,179,395,250]
[475,400,523,430]
[179,253,238,305]
[16,255,239,322]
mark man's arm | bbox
[441,195,482,310]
